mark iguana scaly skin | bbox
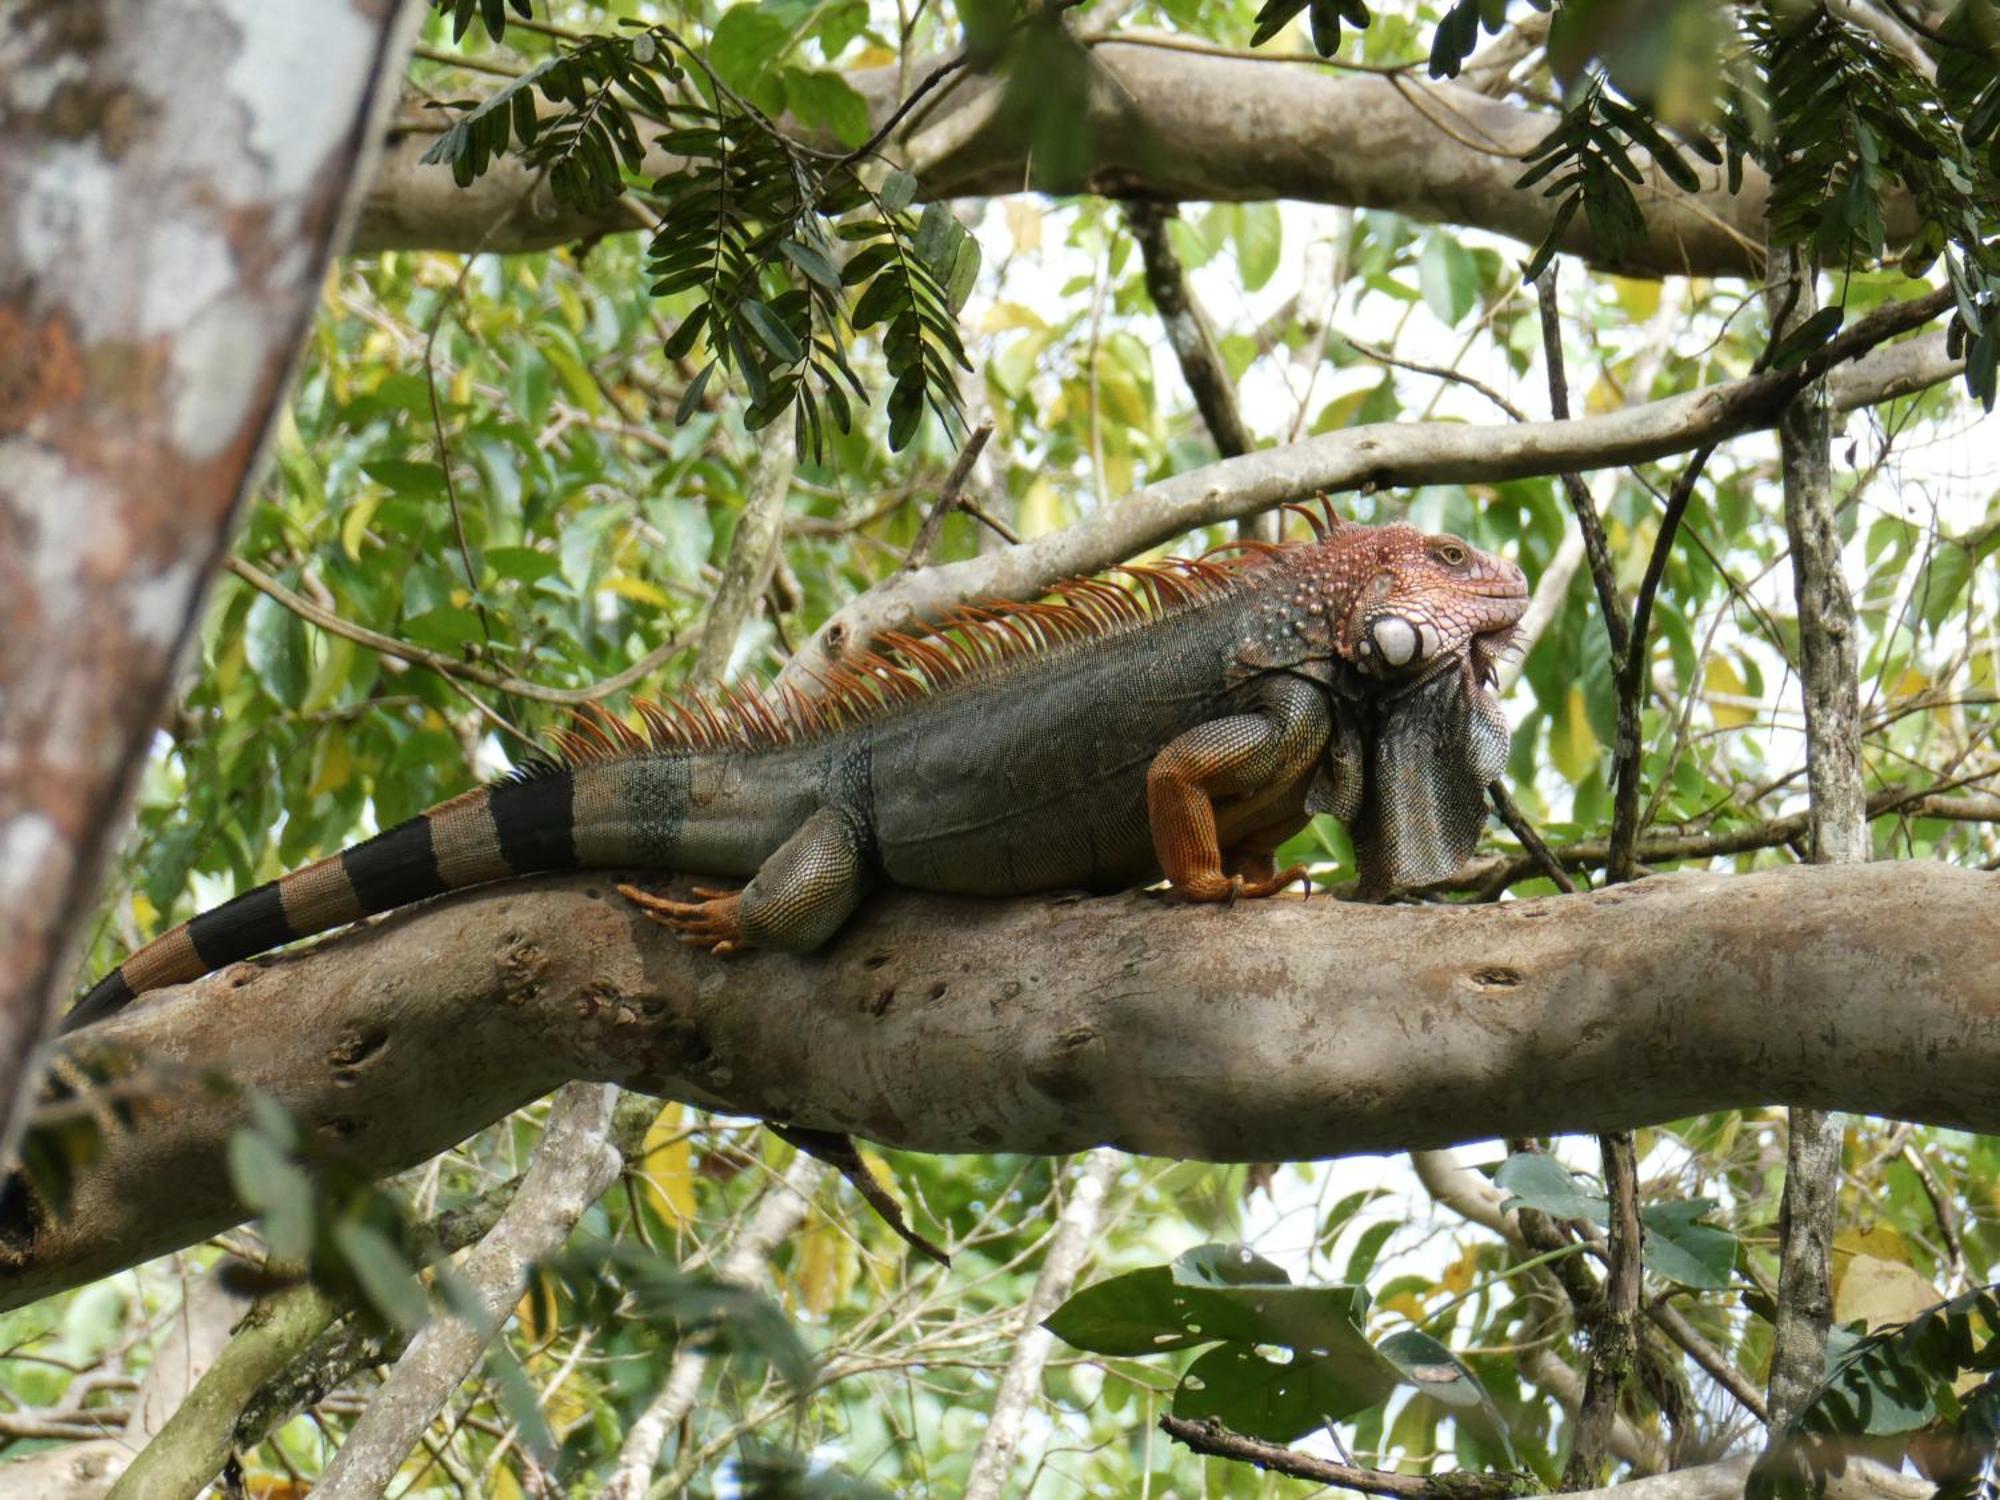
[65,513,1527,1033]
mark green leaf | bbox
[333,1221,431,1331]
[1174,1243,1294,1288]
[880,170,919,213]
[781,239,842,290]
[400,605,486,654]
[1045,1267,1230,1355]
[1639,1199,1736,1290]
[887,366,925,450]
[226,1127,314,1264]
[1494,1153,1608,1223]
[1234,203,1283,293]
[1376,1328,1518,1464]
[707,6,791,95]
[784,69,872,149]
[244,591,311,709]
[1769,305,1845,370]
[676,361,715,424]
[1419,235,1479,326]
[741,299,806,364]
[1173,1343,1396,1441]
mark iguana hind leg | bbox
[621,804,870,955]
[1147,676,1330,903]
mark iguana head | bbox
[1331,522,1529,686]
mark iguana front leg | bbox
[1147,676,1331,903]
[622,804,871,955]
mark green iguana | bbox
[65,508,1528,1035]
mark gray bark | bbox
[309,1082,625,1500]
[962,1149,1122,1499]
[6,860,1998,1313]
[358,40,1818,277]
[1765,250,1863,1431]
[0,0,422,1193]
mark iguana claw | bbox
[618,882,747,955]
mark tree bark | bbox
[0,0,421,1172]
[310,1082,625,1500]
[1765,249,1861,1431]
[358,40,1827,277]
[5,860,1997,1312]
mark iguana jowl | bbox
[65,512,1527,1033]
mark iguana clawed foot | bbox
[1172,863,1313,905]
[618,883,748,956]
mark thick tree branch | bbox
[963,1149,1122,1499]
[6,861,1999,1312]
[310,1082,626,1500]
[0,0,422,1179]
[788,297,1951,677]
[358,42,1811,277]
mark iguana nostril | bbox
[1374,616,1418,665]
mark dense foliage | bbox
[4,0,1997,1495]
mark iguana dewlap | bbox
[66,515,1527,1033]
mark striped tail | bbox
[62,763,606,1035]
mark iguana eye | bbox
[1435,543,1468,567]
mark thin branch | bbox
[1564,1133,1642,1488]
[1160,1413,1527,1497]
[905,422,996,571]
[1607,443,1718,884]
[963,1150,1122,1499]
[308,1083,626,1500]
[224,555,693,709]
[600,1152,823,1500]
[1488,784,1578,894]
[1536,265,1630,667]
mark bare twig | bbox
[1564,1133,1642,1488]
[1536,266,1631,667]
[1487,783,1578,894]
[1161,1413,1528,1496]
[600,1152,823,1500]
[963,1149,1121,1499]
[1607,443,1718,884]
[905,422,996,571]
[225,555,693,709]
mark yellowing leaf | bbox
[794,1209,857,1316]
[1612,276,1662,320]
[640,1102,697,1231]
[1551,683,1601,784]
[1382,1290,1430,1321]
[1704,657,1755,730]
[1004,200,1043,252]
[341,494,383,561]
[604,575,673,609]
[515,1266,561,1343]
[1584,375,1621,414]
[1018,478,1067,540]
[130,891,159,934]
[489,1465,527,1500]
[308,727,352,799]
[983,301,1048,334]
[1834,1252,1940,1331]
[1440,1241,1480,1296]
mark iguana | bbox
[64,509,1528,1036]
